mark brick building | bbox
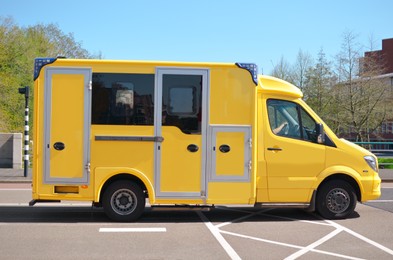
[356,38,393,148]
[364,38,393,75]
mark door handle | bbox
[53,142,65,151]
[219,144,231,153]
[187,144,199,152]
[267,147,282,151]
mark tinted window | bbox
[162,74,202,134]
[92,73,154,125]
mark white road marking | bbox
[99,227,166,233]
[284,228,344,260]
[325,220,393,256]
[197,211,241,260]
[221,230,365,260]
[215,209,269,229]
[209,207,393,259]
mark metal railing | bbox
[354,141,393,168]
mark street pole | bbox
[18,86,29,177]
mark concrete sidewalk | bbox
[0,168,32,183]
[0,168,392,183]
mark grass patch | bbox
[378,158,393,169]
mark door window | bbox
[162,74,202,134]
[267,99,319,143]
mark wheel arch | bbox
[317,173,361,202]
[94,167,155,205]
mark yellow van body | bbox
[31,58,381,220]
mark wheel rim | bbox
[111,188,137,215]
[326,188,350,214]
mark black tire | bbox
[316,180,357,219]
[102,180,145,222]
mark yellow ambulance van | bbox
[30,57,381,221]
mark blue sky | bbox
[1,0,392,73]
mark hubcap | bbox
[111,189,137,215]
[326,188,350,214]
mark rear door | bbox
[44,67,92,184]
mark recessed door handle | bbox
[219,144,231,153]
[267,147,282,151]
[187,144,199,152]
[53,142,65,151]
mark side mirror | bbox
[316,123,325,144]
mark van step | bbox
[254,203,310,209]
[29,199,61,206]
[150,205,214,211]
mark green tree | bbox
[303,48,338,129]
[292,49,313,91]
[0,17,94,132]
[270,56,293,83]
[334,31,389,141]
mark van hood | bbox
[339,138,374,157]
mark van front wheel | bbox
[103,181,145,222]
[316,180,357,219]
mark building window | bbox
[91,73,154,125]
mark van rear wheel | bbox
[316,180,357,219]
[103,180,145,222]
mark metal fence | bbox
[354,141,393,168]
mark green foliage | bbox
[0,17,94,133]
[270,32,392,141]
[378,158,393,169]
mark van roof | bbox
[258,75,303,98]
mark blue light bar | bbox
[34,58,56,80]
[235,63,258,85]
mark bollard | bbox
[18,86,29,177]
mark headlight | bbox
[364,155,378,172]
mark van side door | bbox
[43,67,92,184]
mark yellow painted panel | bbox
[209,68,255,125]
[50,74,85,179]
[267,189,311,202]
[216,132,245,176]
[160,127,201,192]
[207,182,252,204]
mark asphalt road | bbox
[0,183,392,259]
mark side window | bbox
[267,99,318,142]
[300,108,318,142]
[92,73,154,125]
[162,75,202,134]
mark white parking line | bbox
[284,228,344,260]
[325,220,393,256]
[200,207,393,259]
[221,230,364,260]
[196,211,241,260]
[99,228,166,233]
